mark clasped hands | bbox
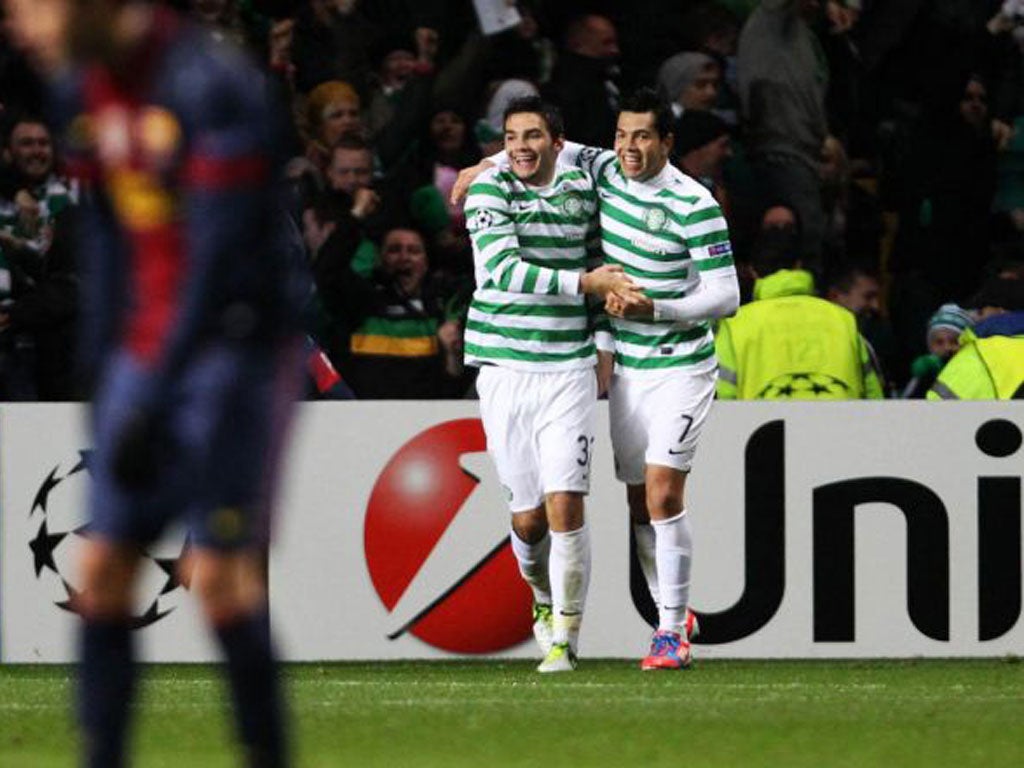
[605,287,653,319]
[582,264,651,319]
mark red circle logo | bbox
[364,419,532,653]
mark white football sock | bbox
[549,525,591,649]
[652,509,692,634]
[632,521,660,606]
[510,528,552,605]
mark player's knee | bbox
[545,492,584,532]
[192,563,237,621]
[192,554,265,624]
[78,541,137,619]
[646,483,683,519]
[511,508,548,544]
[645,468,686,520]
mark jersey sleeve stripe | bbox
[521,265,540,293]
[695,255,735,271]
[467,183,507,200]
[686,229,731,248]
[686,205,725,225]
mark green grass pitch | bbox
[3,659,1024,767]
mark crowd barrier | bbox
[1,401,1022,662]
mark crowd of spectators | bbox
[1,0,1022,400]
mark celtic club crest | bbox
[561,192,584,218]
[644,206,668,231]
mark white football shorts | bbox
[476,365,597,513]
[609,366,717,484]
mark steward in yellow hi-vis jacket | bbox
[716,267,885,400]
[928,277,1024,400]
[927,324,1024,399]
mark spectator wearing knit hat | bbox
[672,109,732,215]
[901,303,974,398]
[926,304,975,360]
[657,52,721,118]
[474,79,540,157]
[928,279,1024,400]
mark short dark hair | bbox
[751,226,802,277]
[825,261,879,294]
[3,112,50,148]
[565,13,609,49]
[503,96,565,139]
[382,226,427,246]
[968,276,1024,311]
[332,134,372,153]
[619,87,674,139]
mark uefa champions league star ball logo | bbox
[26,451,191,629]
[473,209,495,230]
[578,147,601,167]
[644,207,668,231]
[364,419,533,653]
[756,372,851,399]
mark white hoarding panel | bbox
[1,404,218,662]
[269,402,641,660]
[270,402,1024,660]
[2,402,1022,661]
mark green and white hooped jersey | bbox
[463,164,599,372]
[0,175,78,301]
[571,144,737,376]
[0,176,78,246]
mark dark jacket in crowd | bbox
[544,51,619,148]
[3,208,78,400]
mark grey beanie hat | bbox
[657,52,716,104]
[926,303,973,341]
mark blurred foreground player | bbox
[5,1,304,766]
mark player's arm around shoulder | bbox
[581,170,615,385]
[564,163,600,224]
[464,166,514,251]
[559,141,617,181]
[452,155,502,206]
